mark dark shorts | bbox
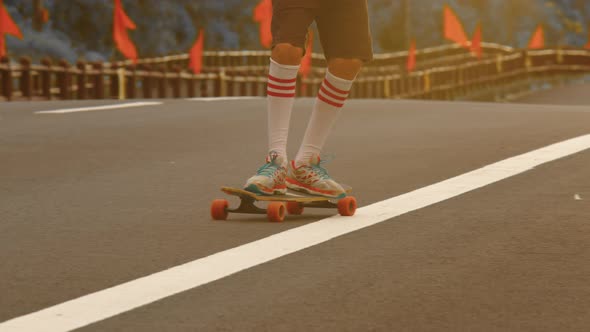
[271,0,373,62]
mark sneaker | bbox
[286,154,346,199]
[243,151,287,195]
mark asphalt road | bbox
[1,88,589,331]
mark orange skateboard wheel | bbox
[338,196,357,216]
[267,202,286,222]
[286,201,304,215]
[211,199,229,220]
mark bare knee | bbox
[271,43,304,66]
[327,58,363,80]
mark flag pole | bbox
[33,0,42,31]
[401,0,410,50]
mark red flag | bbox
[253,0,272,48]
[299,29,313,78]
[0,0,23,58]
[189,29,204,74]
[471,23,482,59]
[406,39,416,72]
[113,0,138,62]
[443,5,469,48]
[528,25,544,49]
[41,8,49,23]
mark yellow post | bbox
[557,48,564,64]
[423,71,431,93]
[117,67,126,100]
[383,78,391,98]
[496,54,503,73]
[219,69,227,97]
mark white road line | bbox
[1,134,589,332]
[34,102,163,114]
[185,96,265,101]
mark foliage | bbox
[2,0,589,62]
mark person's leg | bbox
[244,1,317,195]
[288,0,372,198]
[265,1,318,160]
[293,58,361,165]
[326,58,363,80]
[266,45,301,160]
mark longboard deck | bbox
[221,186,351,203]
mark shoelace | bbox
[257,162,279,177]
[311,164,330,180]
[310,154,335,180]
[257,152,281,177]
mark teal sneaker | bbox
[244,151,287,196]
[286,154,346,199]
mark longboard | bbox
[211,186,356,222]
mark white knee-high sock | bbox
[267,58,300,162]
[295,70,354,165]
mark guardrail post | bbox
[398,74,406,98]
[40,57,52,100]
[239,71,248,96]
[110,63,119,99]
[458,67,464,96]
[405,75,412,98]
[92,62,105,99]
[157,65,167,98]
[1,57,12,101]
[423,71,431,95]
[392,76,400,98]
[202,75,210,97]
[556,48,564,64]
[58,59,71,99]
[76,61,87,99]
[19,57,33,100]
[252,77,264,97]
[172,65,182,98]
[117,67,126,100]
[187,71,196,98]
[523,50,532,70]
[522,50,532,93]
[240,72,252,96]
[496,54,503,73]
[141,64,153,98]
[227,72,236,96]
[218,69,227,97]
[126,65,136,99]
[369,77,383,98]
[383,78,391,98]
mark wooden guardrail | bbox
[1,43,589,102]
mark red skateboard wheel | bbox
[338,196,357,216]
[211,199,229,220]
[286,201,304,215]
[267,202,286,222]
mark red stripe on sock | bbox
[267,90,296,98]
[267,82,296,91]
[323,79,349,95]
[269,75,297,84]
[320,85,347,101]
[317,93,344,108]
